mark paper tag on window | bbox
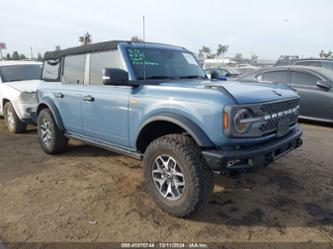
[182,53,197,65]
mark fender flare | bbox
[137,112,215,148]
[37,97,65,131]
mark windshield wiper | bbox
[137,76,176,80]
[179,75,205,79]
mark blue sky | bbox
[1,0,333,59]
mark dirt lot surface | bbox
[0,118,332,243]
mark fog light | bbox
[26,108,32,114]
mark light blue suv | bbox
[37,40,303,216]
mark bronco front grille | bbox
[260,98,300,114]
[258,98,300,134]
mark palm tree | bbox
[79,32,92,46]
[216,44,229,58]
[198,46,212,59]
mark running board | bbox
[65,133,143,160]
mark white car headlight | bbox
[19,92,37,104]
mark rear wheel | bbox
[4,102,27,133]
[143,134,214,217]
[37,108,68,154]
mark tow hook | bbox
[296,139,303,148]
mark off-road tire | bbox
[37,108,68,154]
[143,134,214,217]
[4,102,27,133]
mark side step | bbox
[65,133,143,160]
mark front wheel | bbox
[4,102,27,133]
[143,134,214,217]
[37,109,68,154]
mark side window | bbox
[290,71,319,86]
[262,71,288,83]
[62,54,86,84]
[42,59,60,80]
[89,50,124,85]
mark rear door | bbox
[55,54,86,134]
[262,70,289,83]
[81,50,130,147]
[290,70,333,120]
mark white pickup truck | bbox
[0,61,42,133]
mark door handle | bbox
[83,95,95,102]
[53,92,64,98]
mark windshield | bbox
[126,47,205,80]
[0,64,42,82]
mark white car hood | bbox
[5,80,42,93]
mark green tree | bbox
[79,32,92,46]
[12,51,20,60]
[320,50,332,58]
[198,46,213,59]
[234,53,243,64]
[216,44,229,58]
[19,54,26,60]
[6,53,11,60]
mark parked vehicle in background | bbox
[37,40,303,217]
[204,67,242,80]
[237,65,333,123]
[235,64,260,74]
[0,61,42,133]
[293,58,333,71]
[274,55,299,67]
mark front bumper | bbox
[202,126,303,171]
[16,103,38,124]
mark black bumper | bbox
[202,126,303,171]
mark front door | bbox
[81,50,130,147]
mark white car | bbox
[0,61,42,133]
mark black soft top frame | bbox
[43,40,184,60]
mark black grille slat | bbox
[258,98,300,135]
[260,98,300,114]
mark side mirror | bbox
[103,68,129,85]
[316,80,331,91]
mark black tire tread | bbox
[143,134,214,217]
[4,102,27,133]
[37,108,68,154]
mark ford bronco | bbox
[37,40,303,216]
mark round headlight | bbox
[234,108,252,134]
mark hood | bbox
[160,79,298,104]
[5,80,42,93]
[213,81,298,104]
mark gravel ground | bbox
[0,118,332,243]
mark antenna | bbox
[143,16,146,80]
